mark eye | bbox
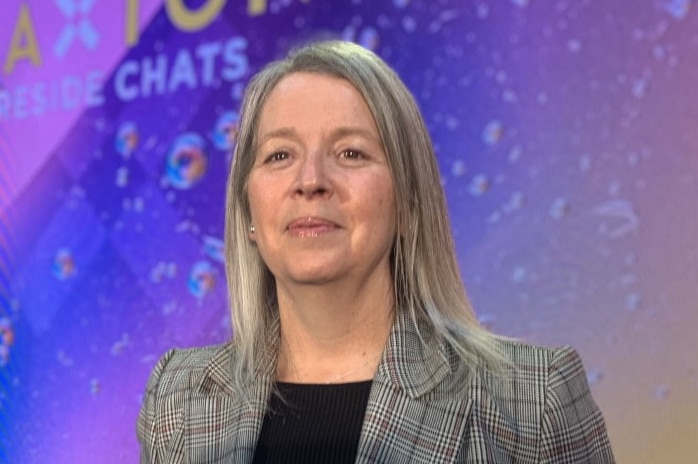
[340,149,365,160]
[265,151,289,163]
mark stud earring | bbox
[249,224,256,233]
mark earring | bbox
[249,224,256,233]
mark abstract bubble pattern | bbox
[165,133,208,189]
[0,318,14,367]
[482,120,504,146]
[187,261,217,298]
[52,248,76,280]
[211,111,238,151]
[114,122,139,158]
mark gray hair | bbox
[225,40,504,397]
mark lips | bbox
[286,216,340,237]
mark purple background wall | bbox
[2,0,697,462]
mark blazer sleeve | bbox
[137,349,176,464]
[539,346,615,463]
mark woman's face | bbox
[247,72,397,289]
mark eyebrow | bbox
[258,126,381,146]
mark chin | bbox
[288,271,340,286]
[283,263,345,285]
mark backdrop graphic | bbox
[2,0,697,462]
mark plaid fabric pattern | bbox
[137,311,615,463]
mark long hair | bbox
[225,41,505,398]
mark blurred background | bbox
[1,0,697,462]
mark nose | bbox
[293,153,332,199]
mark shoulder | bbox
[137,343,236,462]
[467,339,614,463]
[475,338,597,422]
[495,339,586,385]
[467,339,572,419]
[470,339,582,397]
[142,343,234,397]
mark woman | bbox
[137,41,614,463]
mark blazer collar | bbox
[183,323,278,463]
[377,309,454,398]
[358,311,474,463]
[195,319,280,398]
[186,341,274,463]
[194,310,453,400]
[196,343,237,397]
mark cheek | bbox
[247,171,289,222]
[367,180,397,231]
[247,176,265,223]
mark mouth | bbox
[286,216,340,237]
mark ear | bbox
[248,224,257,242]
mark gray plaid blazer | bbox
[137,311,614,463]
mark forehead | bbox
[257,72,378,134]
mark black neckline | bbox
[275,379,373,388]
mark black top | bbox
[252,380,373,464]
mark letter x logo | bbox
[53,0,100,58]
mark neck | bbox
[274,269,395,384]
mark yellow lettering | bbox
[126,0,139,46]
[166,0,226,32]
[247,0,266,15]
[4,5,42,74]
[248,0,309,16]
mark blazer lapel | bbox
[182,344,272,464]
[357,382,473,463]
[356,312,474,463]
